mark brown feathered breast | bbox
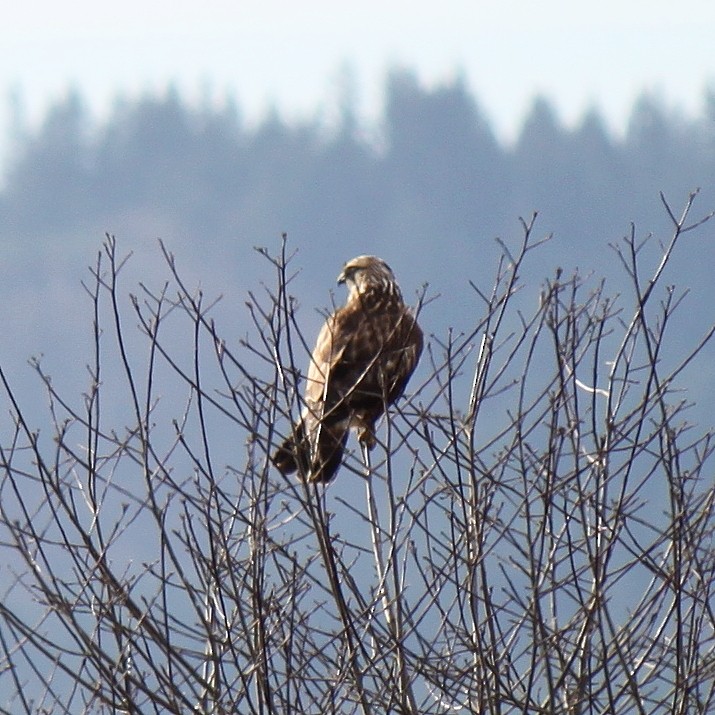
[273,255,423,483]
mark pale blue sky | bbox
[3,0,715,156]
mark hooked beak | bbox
[336,269,347,285]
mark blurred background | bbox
[1,0,715,425]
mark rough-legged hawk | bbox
[273,255,423,483]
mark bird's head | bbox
[337,255,399,299]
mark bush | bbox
[0,194,713,713]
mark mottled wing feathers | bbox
[316,298,421,410]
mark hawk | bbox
[272,255,423,483]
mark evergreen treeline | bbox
[4,69,715,267]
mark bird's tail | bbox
[272,421,308,475]
[272,420,348,483]
[310,421,348,482]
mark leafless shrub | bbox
[0,193,713,714]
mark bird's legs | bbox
[357,424,376,450]
[353,412,377,450]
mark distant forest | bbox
[1,68,714,414]
[3,69,715,261]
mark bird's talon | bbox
[358,428,377,450]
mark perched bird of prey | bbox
[273,255,423,483]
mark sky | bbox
[2,0,715,159]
